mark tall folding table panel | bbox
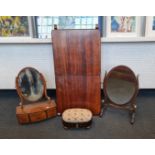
[52,28,101,115]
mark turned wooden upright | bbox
[52,25,101,115]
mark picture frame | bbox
[106,16,140,37]
[145,16,155,37]
[0,16,33,38]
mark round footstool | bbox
[62,108,93,129]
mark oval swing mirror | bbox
[104,65,139,124]
[105,66,138,105]
[17,67,44,102]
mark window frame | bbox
[34,16,103,38]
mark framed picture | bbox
[0,16,32,38]
[106,16,140,37]
[145,16,155,37]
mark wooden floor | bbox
[0,90,154,139]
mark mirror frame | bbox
[16,67,49,105]
[103,65,139,124]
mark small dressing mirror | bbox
[16,67,57,124]
[16,67,44,102]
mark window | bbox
[35,16,102,38]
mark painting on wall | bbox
[145,16,155,37]
[0,16,31,37]
[106,16,140,37]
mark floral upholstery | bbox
[62,108,92,123]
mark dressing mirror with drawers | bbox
[16,67,56,124]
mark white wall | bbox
[0,42,155,89]
[0,43,55,89]
[102,42,155,89]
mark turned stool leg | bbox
[129,101,137,124]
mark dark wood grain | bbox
[52,30,100,76]
[52,29,101,115]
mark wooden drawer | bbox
[16,101,56,124]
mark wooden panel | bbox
[52,30,101,76]
[52,29,101,115]
[56,75,101,114]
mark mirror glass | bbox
[18,68,44,102]
[106,69,136,105]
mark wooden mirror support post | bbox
[103,65,139,124]
[52,25,102,116]
[16,67,56,124]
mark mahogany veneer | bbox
[16,101,56,124]
[52,28,101,115]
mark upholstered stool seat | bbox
[62,108,93,129]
